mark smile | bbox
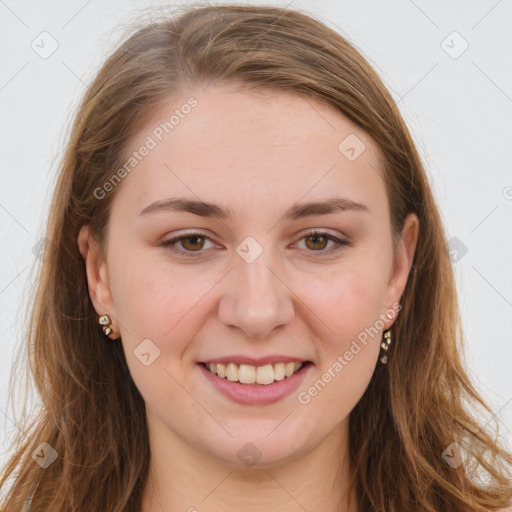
[203,361,305,385]
[199,360,313,405]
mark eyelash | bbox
[160,230,349,258]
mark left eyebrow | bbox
[138,196,369,219]
[285,197,369,219]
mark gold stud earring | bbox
[98,314,115,339]
[380,329,392,364]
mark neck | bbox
[140,412,359,512]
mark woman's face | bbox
[79,82,417,468]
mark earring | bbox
[98,314,116,339]
[380,329,392,364]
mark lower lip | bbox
[199,363,312,405]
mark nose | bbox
[217,248,295,340]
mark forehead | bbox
[114,83,385,216]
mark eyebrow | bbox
[138,196,369,220]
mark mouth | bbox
[200,361,311,386]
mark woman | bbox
[1,4,511,511]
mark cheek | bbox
[303,256,390,346]
[110,241,200,320]
[108,245,208,355]
[294,264,386,427]
[108,251,208,403]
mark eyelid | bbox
[292,229,349,253]
[160,230,219,258]
[160,229,350,258]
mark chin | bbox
[198,428,314,470]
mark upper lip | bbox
[201,355,309,366]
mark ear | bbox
[77,225,117,322]
[383,212,419,327]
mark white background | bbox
[1,0,511,469]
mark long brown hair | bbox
[1,4,511,511]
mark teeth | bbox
[285,362,296,377]
[273,363,285,381]
[239,364,256,384]
[256,364,274,385]
[226,363,238,382]
[205,361,304,385]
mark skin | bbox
[78,82,419,512]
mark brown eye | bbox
[304,234,329,251]
[161,232,215,258]
[180,235,205,251]
[295,230,348,254]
